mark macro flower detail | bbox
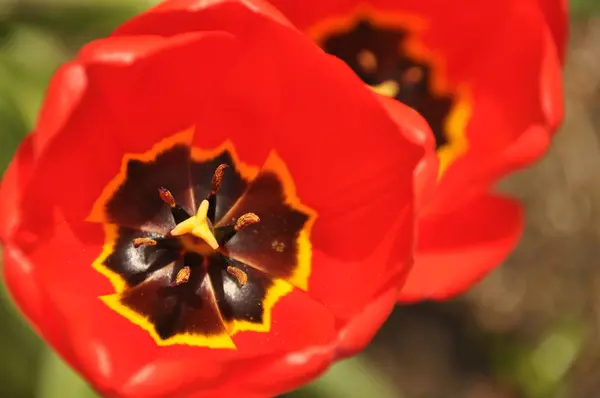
[269,0,566,300]
[310,11,469,174]
[0,0,430,395]
[89,131,314,347]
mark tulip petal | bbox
[399,193,523,301]
[33,63,87,156]
[537,0,568,64]
[113,0,295,37]
[17,32,239,238]
[0,135,34,240]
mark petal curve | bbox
[399,193,523,301]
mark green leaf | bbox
[36,348,99,398]
[10,1,157,48]
[0,263,44,398]
[571,0,600,17]
[285,356,402,398]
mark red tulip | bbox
[0,0,430,396]
[267,0,566,300]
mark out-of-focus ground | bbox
[340,18,600,398]
[0,2,599,398]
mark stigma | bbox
[169,199,220,250]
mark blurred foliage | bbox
[571,0,600,17]
[0,0,597,397]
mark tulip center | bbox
[90,133,315,348]
[319,19,454,148]
[310,15,471,175]
[129,164,262,290]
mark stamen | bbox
[357,49,377,73]
[158,187,176,208]
[226,266,248,286]
[214,213,260,244]
[235,213,260,231]
[171,266,191,286]
[133,237,157,248]
[170,199,220,249]
[211,164,228,194]
[402,66,423,85]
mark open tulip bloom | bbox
[0,0,567,396]
[0,0,437,397]
[268,0,567,300]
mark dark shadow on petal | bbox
[217,170,308,281]
[119,261,228,340]
[106,145,194,232]
[207,254,273,326]
[104,227,182,287]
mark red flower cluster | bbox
[269,0,567,300]
[0,0,567,396]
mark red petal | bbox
[307,207,413,321]
[268,0,532,83]
[399,194,523,301]
[17,32,238,237]
[230,288,336,358]
[537,0,568,65]
[335,282,399,358]
[5,3,425,394]
[114,0,295,37]
[202,346,334,397]
[33,62,86,156]
[14,220,233,396]
[14,216,336,396]
[429,8,563,212]
[0,135,34,240]
[156,3,424,319]
[429,123,552,216]
[375,93,439,213]
[2,245,43,333]
[269,0,562,215]
[115,0,425,262]
[194,14,423,261]
[17,0,422,323]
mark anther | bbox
[357,49,377,73]
[133,237,158,248]
[235,213,260,231]
[158,187,176,208]
[171,266,191,286]
[227,266,248,286]
[402,66,424,85]
[211,164,228,194]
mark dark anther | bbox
[402,66,424,85]
[357,49,377,73]
[211,164,228,194]
[158,187,176,208]
[207,164,228,223]
[133,237,158,248]
[226,266,248,286]
[214,212,261,246]
[235,213,260,231]
[171,266,191,286]
[158,187,191,224]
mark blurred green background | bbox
[1,1,599,397]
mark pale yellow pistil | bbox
[169,199,219,250]
[371,80,400,98]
